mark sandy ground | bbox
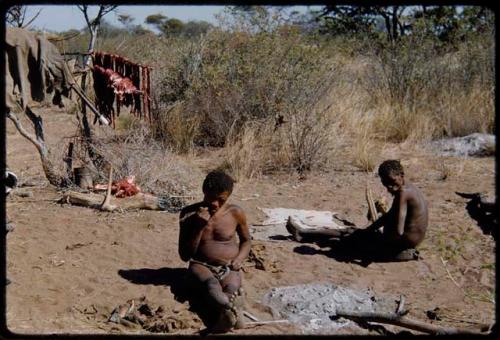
[4,107,496,335]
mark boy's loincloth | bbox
[189,259,232,281]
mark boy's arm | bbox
[230,208,251,271]
[178,207,209,262]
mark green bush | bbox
[153,26,335,150]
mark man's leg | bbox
[380,236,420,261]
[286,217,354,242]
[334,228,384,258]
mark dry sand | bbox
[4,107,495,335]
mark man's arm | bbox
[178,207,209,262]
[396,192,408,236]
[230,208,251,271]
[365,212,388,232]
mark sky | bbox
[21,5,320,33]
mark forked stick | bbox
[100,166,116,212]
[366,185,378,223]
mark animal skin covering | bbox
[251,208,351,241]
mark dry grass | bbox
[351,134,378,173]
[220,121,267,181]
[87,124,202,197]
[66,18,494,179]
[151,102,201,154]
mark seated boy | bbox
[287,160,428,261]
[178,170,251,332]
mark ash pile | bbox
[262,283,398,334]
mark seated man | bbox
[178,170,251,332]
[287,160,428,261]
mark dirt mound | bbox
[245,242,282,273]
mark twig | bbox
[441,315,491,330]
[245,320,290,327]
[440,256,463,290]
[243,311,260,322]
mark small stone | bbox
[15,191,34,198]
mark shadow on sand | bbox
[292,231,419,268]
[455,192,497,240]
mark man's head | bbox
[202,170,234,214]
[378,160,405,195]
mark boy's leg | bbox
[189,263,230,307]
[221,270,241,297]
[214,271,244,331]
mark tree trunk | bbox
[380,11,392,42]
[7,109,69,187]
[84,25,98,67]
[77,23,107,173]
[391,6,399,41]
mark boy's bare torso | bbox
[182,202,241,265]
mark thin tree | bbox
[77,4,118,66]
[76,5,117,172]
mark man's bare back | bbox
[383,181,428,248]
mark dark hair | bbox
[378,160,404,178]
[202,170,234,194]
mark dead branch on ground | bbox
[60,191,185,212]
[335,309,489,335]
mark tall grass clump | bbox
[151,19,334,138]
[361,27,495,142]
[87,124,201,197]
[147,17,338,173]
